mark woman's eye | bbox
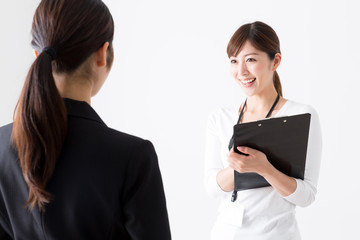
[246,58,256,62]
[230,59,237,64]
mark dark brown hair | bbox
[227,21,282,96]
[11,0,114,211]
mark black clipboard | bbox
[233,113,311,191]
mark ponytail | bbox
[11,0,114,211]
[273,70,283,97]
[12,51,67,211]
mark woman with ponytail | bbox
[0,0,171,239]
[204,21,322,239]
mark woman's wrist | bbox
[257,159,275,178]
[260,164,297,196]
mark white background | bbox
[0,0,359,239]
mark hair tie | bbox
[42,47,57,60]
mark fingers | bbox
[228,149,246,162]
[228,159,246,173]
[227,149,248,173]
[228,146,251,162]
[237,146,256,156]
[228,147,266,173]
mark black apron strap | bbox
[227,99,247,150]
[265,94,280,118]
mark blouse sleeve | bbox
[204,111,228,198]
[283,106,322,207]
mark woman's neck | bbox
[53,73,92,105]
[245,88,279,114]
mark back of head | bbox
[12,0,114,211]
[32,0,114,74]
[227,21,282,96]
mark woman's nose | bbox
[237,61,249,77]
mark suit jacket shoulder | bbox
[0,99,171,240]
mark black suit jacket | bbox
[0,98,171,240]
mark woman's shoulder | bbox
[209,104,238,121]
[207,105,239,135]
[0,123,12,137]
[281,99,319,116]
[0,123,13,150]
[103,126,152,149]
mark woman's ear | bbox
[96,42,110,67]
[33,49,39,58]
[272,53,282,71]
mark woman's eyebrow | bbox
[243,52,259,57]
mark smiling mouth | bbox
[240,78,256,85]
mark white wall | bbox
[1,0,359,239]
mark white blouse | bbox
[204,100,322,240]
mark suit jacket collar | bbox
[64,98,106,126]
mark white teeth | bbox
[241,78,256,84]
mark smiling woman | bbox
[204,21,322,240]
[229,41,282,103]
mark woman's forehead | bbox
[233,42,264,58]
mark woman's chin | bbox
[238,85,257,97]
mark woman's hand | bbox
[227,146,271,176]
[227,146,297,196]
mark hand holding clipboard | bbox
[231,113,311,191]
